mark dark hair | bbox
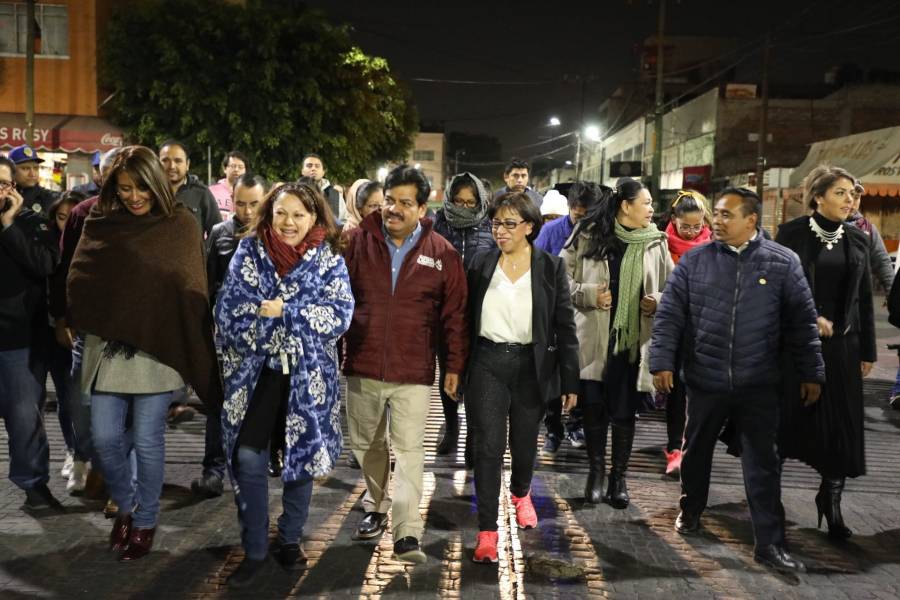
[301,153,325,168]
[99,145,176,217]
[567,180,645,260]
[802,164,856,210]
[670,189,708,219]
[355,180,384,211]
[0,155,16,175]
[717,186,761,219]
[488,191,542,242]
[249,182,343,253]
[480,177,493,195]
[221,150,249,171]
[567,181,603,209]
[158,139,190,158]
[48,190,87,231]
[384,164,431,206]
[449,174,479,202]
[234,172,269,193]
[503,158,529,176]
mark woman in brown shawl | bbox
[67,145,222,562]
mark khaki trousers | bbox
[346,376,430,541]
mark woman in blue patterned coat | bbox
[215,182,354,588]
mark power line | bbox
[409,77,557,86]
[459,143,576,167]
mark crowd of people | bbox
[2,142,898,587]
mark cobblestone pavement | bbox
[2,300,899,599]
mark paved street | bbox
[2,298,900,599]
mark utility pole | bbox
[25,0,36,144]
[650,0,666,200]
[755,33,771,200]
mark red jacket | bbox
[342,212,469,386]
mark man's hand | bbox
[861,361,873,377]
[640,295,657,316]
[54,319,74,349]
[597,283,612,311]
[259,297,284,318]
[816,316,834,338]
[800,382,821,406]
[561,393,578,413]
[653,371,674,393]
[444,373,459,401]
[0,188,24,228]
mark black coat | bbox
[206,216,241,305]
[464,246,580,400]
[775,215,877,362]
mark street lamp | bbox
[584,124,602,142]
[548,116,561,127]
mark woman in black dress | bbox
[775,164,875,539]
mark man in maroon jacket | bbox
[343,165,468,564]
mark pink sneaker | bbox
[510,492,538,529]
[665,449,682,475]
[473,531,499,563]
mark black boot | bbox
[436,417,460,455]
[583,404,608,504]
[815,476,852,539]
[604,422,635,509]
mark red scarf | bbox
[261,223,327,277]
[665,220,712,263]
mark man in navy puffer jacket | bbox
[650,187,824,573]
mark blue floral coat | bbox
[215,237,353,508]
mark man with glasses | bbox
[0,155,63,512]
[343,165,469,564]
[208,151,249,220]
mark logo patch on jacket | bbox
[416,254,442,271]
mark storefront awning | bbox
[789,125,900,188]
[0,113,124,153]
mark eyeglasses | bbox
[0,180,13,190]
[677,223,704,233]
[452,198,477,208]
[491,219,524,231]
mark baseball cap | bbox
[8,144,44,164]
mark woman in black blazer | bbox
[464,191,580,564]
[776,164,876,540]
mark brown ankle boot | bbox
[109,514,132,552]
[119,526,156,561]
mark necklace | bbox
[808,216,843,250]
[501,249,530,271]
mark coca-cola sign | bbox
[101,133,124,147]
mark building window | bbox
[0,3,69,57]
[413,150,435,162]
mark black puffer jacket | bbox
[206,217,242,305]
[176,174,222,237]
[650,233,824,393]
[0,208,59,350]
[433,173,496,269]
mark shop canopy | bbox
[789,125,900,196]
[0,113,124,154]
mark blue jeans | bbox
[0,348,50,490]
[91,391,172,528]
[234,445,313,560]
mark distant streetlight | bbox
[414,162,422,169]
[584,124,602,142]
[376,166,388,181]
[548,116,561,127]
[565,160,573,166]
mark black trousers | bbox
[466,340,543,532]
[681,385,785,548]
[437,349,458,425]
[665,375,687,452]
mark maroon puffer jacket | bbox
[342,212,469,386]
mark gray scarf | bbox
[442,172,489,229]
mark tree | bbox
[100,0,417,183]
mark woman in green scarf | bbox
[561,178,674,507]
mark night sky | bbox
[306,0,899,174]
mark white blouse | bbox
[478,264,533,344]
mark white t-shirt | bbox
[478,265,533,344]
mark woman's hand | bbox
[561,393,577,413]
[640,295,657,316]
[861,361,873,377]
[597,283,612,311]
[816,316,834,338]
[259,297,284,318]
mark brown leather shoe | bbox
[103,498,119,519]
[119,527,155,562]
[110,514,132,552]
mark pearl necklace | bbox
[808,216,844,250]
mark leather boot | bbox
[436,417,460,455]
[109,514,132,552]
[119,526,156,561]
[583,404,608,504]
[604,422,635,509]
[815,476,852,539]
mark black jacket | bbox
[0,208,59,350]
[775,215,877,362]
[206,216,242,305]
[176,174,222,237]
[19,184,59,219]
[323,185,342,222]
[464,246,580,400]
